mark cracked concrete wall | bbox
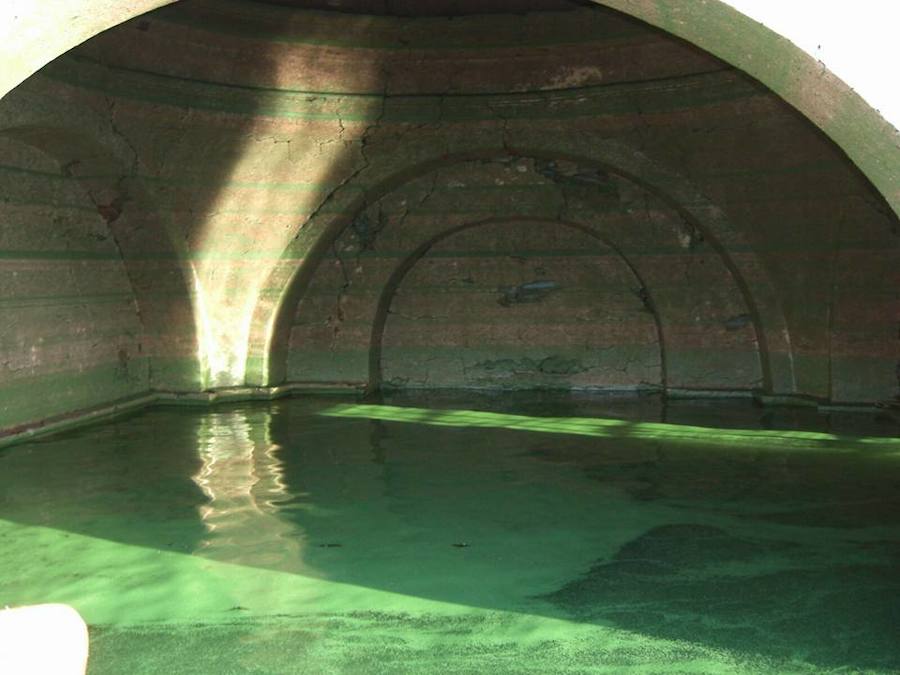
[380,219,661,391]
[54,0,391,388]
[0,134,147,429]
[2,0,897,221]
[288,158,763,393]
[0,0,897,432]
[0,75,204,402]
[260,4,897,401]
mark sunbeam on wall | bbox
[159,2,387,389]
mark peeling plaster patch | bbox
[59,159,81,178]
[676,221,705,250]
[547,65,604,90]
[475,355,588,377]
[386,375,410,388]
[539,356,588,375]
[478,357,536,376]
[634,286,653,313]
[498,280,560,307]
[725,313,752,331]
[350,210,386,250]
[96,197,124,225]
[534,159,618,195]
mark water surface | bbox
[1,393,899,673]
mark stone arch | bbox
[252,141,785,395]
[281,152,764,394]
[0,1,177,102]
[368,216,666,392]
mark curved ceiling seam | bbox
[1,0,896,216]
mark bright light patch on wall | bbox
[186,88,382,389]
[320,403,900,452]
[191,266,253,389]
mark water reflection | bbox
[192,408,308,572]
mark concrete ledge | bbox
[153,382,366,406]
[381,383,665,395]
[753,393,821,408]
[0,392,158,450]
[0,383,365,449]
[668,388,757,400]
[0,382,890,450]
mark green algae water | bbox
[1,393,899,674]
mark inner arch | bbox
[272,147,775,397]
[373,218,664,392]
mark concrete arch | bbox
[0,0,177,103]
[1,0,896,222]
[0,124,200,390]
[595,0,899,219]
[251,141,786,395]
[368,215,668,392]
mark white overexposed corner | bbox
[723,0,900,132]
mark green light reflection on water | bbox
[319,403,900,452]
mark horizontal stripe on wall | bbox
[150,4,649,51]
[0,159,849,193]
[43,57,751,123]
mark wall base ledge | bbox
[0,383,894,449]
